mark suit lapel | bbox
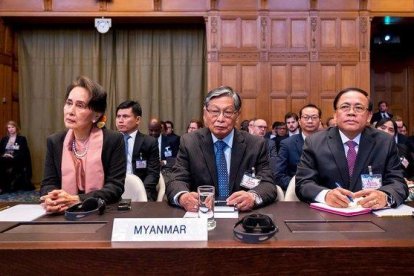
[349,128,376,191]
[327,128,350,187]
[198,129,217,187]
[230,129,246,192]
[133,132,144,158]
[295,135,304,155]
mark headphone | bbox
[233,213,278,243]
[65,197,106,221]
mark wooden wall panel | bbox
[241,19,257,48]
[291,19,308,48]
[270,19,287,48]
[291,98,307,114]
[369,0,414,12]
[162,0,208,11]
[52,0,100,11]
[291,64,308,93]
[320,19,336,48]
[270,65,287,93]
[220,64,237,90]
[320,65,337,92]
[318,0,360,11]
[241,98,256,122]
[220,19,239,48]
[0,0,43,11]
[240,65,258,94]
[341,65,358,88]
[107,1,154,12]
[270,99,287,123]
[340,19,357,48]
[217,0,258,11]
[268,0,309,10]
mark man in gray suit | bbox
[166,86,277,212]
[296,88,408,208]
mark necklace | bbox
[72,139,89,159]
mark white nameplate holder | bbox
[111,218,208,242]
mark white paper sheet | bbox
[184,209,239,219]
[0,204,46,221]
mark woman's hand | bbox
[40,189,80,213]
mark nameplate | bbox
[111,218,208,242]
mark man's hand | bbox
[354,189,388,209]
[227,191,255,211]
[325,188,354,208]
[178,192,199,212]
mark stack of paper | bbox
[373,204,414,217]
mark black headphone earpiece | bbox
[65,197,106,221]
[233,213,278,243]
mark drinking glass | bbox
[198,185,216,231]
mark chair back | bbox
[284,176,299,201]
[276,185,285,201]
[122,174,148,202]
[156,173,166,202]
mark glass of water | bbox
[197,185,216,231]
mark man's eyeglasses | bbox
[205,107,237,118]
[255,125,267,129]
[301,115,319,121]
[337,104,368,114]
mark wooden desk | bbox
[1,201,414,274]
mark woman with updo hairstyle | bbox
[40,76,126,213]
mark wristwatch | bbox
[249,191,263,206]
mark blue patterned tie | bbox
[123,134,130,159]
[215,140,229,197]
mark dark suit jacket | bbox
[0,135,32,178]
[0,135,33,191]
[275,134,304,190]
[132,132,160,201]
[166,128,277,206]
[273,134,288,153]
[296,127,408,207]
[370,111,393,124]
[40,128,126,204]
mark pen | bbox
[0,205,10,212]
[335,182,354,202]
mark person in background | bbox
[326,116,336,127]
[273,121,288,152]
[239,119,250,132]
[370,100,393,125]
[275,104,321,190]
[252,118,277,184]
[166,86,277,212]
[375,118,414,182]
[401,124,408,136]
[40,76,125,213]
[248,119,256,134]
[296,87,408,209]
[187,119,203,133]
[0,120,34,193]
[116,100,160,201]
[285,112,300,136]
[165,120,180,140]
[148,118,179,165]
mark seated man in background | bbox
[166,86,277,212]
[252,119,278,184]
[296,87,408,208]
[116,100,160,201]
[148,118,179,167]
[275,104,321,190]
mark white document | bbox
[0,204,46,221]
[373,204,414,217]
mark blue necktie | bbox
[215,140,229,197]
[123,134,130,159]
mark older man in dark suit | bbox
[116,100,160,201]
[296,88,408,208]
[166,86,277,212]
